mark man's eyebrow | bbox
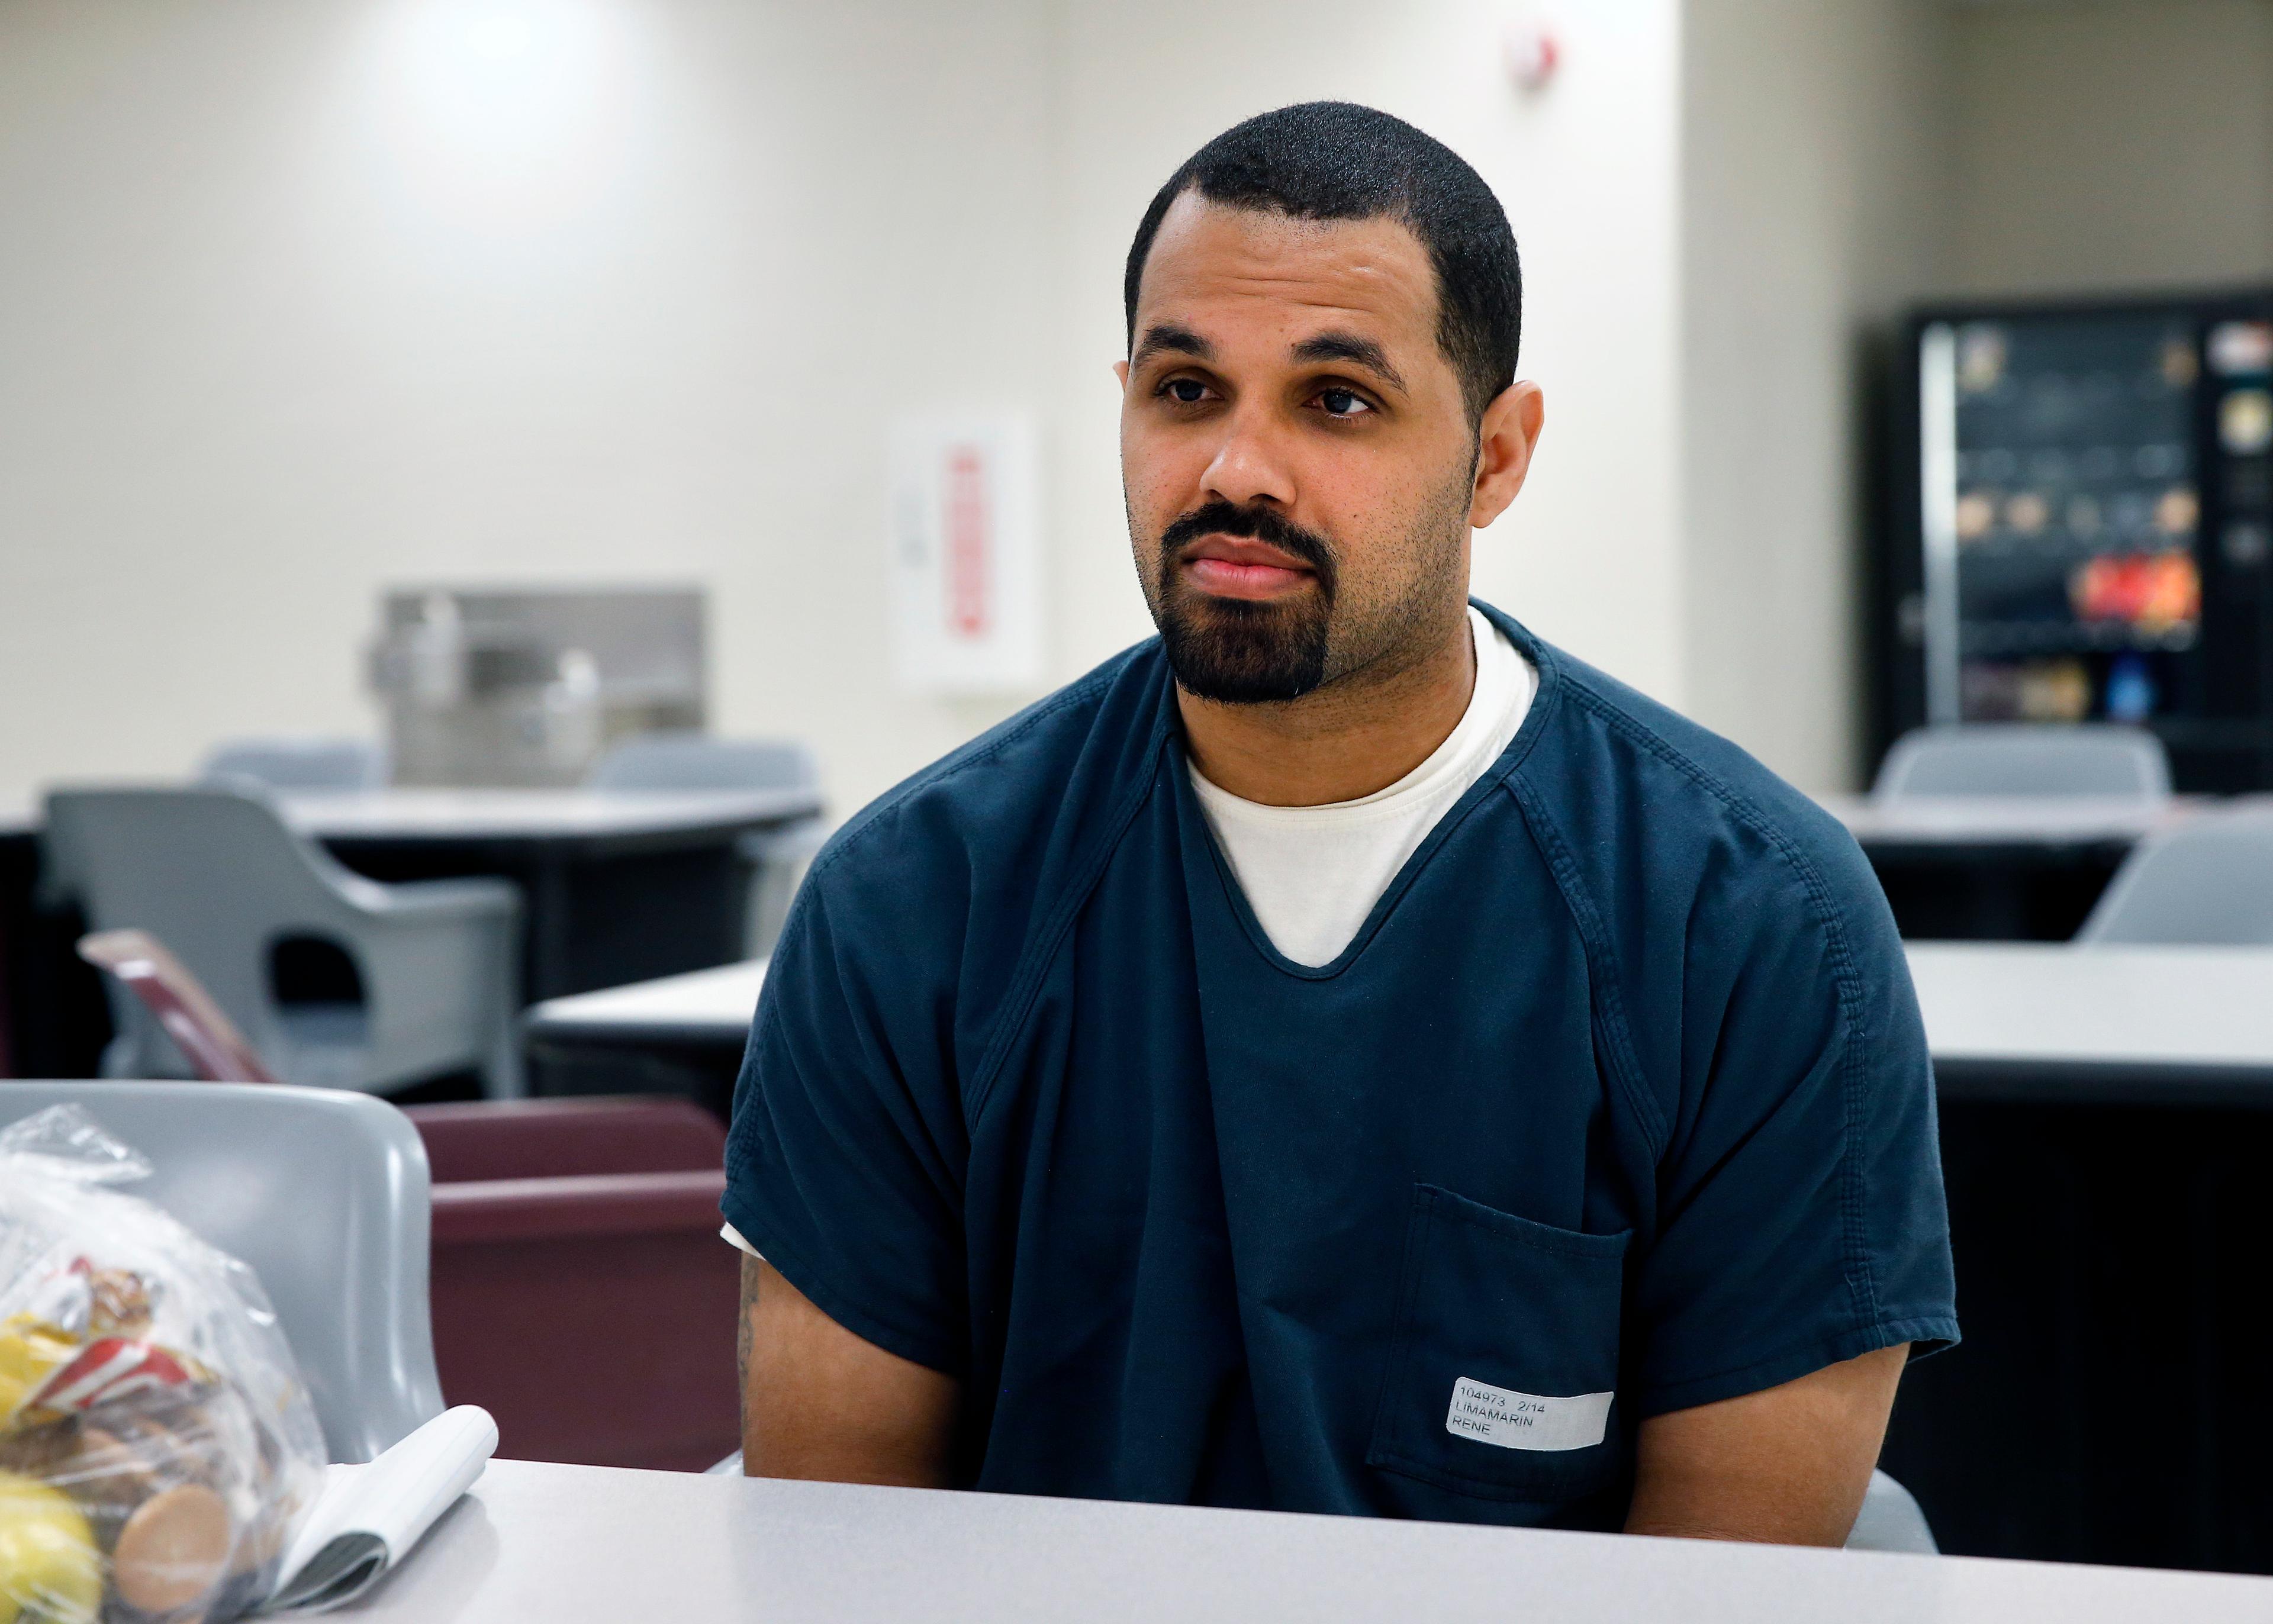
[1290,331,1407,392]
[1132,323,1213,368]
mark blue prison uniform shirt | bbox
[722,601,1958,1526]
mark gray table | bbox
[1884,942,2273,1571]
[519,940,2273,1113]
[526,941,2273,1090]
[530,945,2273,1573]
[1814,793,2216,940]
[525,959,767,1043]
[0,787,817,843]
[286,788,816,996]
[1908,941,2273,1103]
[349,1457,2273,1622]
[0,788,817,1078]
[531,946,2273,1095]
[277,787,813,845]
[527,953,768,1040]
[521,959,768,1117]
[1815,793,2200,850]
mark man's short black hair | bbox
[1123,102,1522,424]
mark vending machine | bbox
[1879,291,2273,791]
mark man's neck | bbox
[1177,608,1477,807]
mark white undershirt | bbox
[1189,607,1535,968]
[722,610,1534,1258]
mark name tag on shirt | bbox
[1445,1376,1612,1452]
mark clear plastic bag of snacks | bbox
[0,1104,326,1624]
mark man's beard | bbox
[1150,501,1340,703]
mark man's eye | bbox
[1317,388,1373,417]
[1162,378,1212,405]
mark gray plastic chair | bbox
[200,736,388,792]
[1873,724,2172,802]
[0,1081,443,1463]
[1847,1468,1937,1554]
[43,786,524,1097]
[587,733,826,955]
[2075,806,2273,945]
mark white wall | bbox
[1949,0,2273,297]
[1679,0,1952,792]
[1676,0,2273,794]
[0,0,1057,814]
[0,0,1691,819]
[12,0,2273,823]
[43,0,2259,818]
[1047,0,1689,704]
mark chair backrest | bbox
[0,1081,442,1463]
[2075,807,2273,945]
[416,1114,738,1470]
[407,1096,726,1182]
[586,732,817,794]
[201,736,387,792]
[41,787,378,1071]
[78,928,280,1083]
[1873,724,2172,801]
[1846,1469,1937,1554]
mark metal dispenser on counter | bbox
[367,588,707,787]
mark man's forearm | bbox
[738,1254,761,1442]
[1624,1344,1908,1546]
[740,1256,960,1486]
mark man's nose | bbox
[1199,407,1297,511]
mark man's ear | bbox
[1113,359,1130,388]
[1469,381,1546,530]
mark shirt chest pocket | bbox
[1366,1184,1631,1503]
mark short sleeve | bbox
[721,862,971,1375]
[1628,840,1959,1417]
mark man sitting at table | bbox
[721,103,1957,1544]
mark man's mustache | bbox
[1160,501,1338,581]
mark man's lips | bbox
[1177,536,1316,601]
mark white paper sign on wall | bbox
[888,414,1044,695]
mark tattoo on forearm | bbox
[738,1255,761,1439]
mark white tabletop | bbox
[346,1457,2271,1622]
[5,788,2249,850]
[1817,793,2202,849]
[3,787,2243,851]
[278,787,817,842]
[523,958,768,1042]
[524,946,2273,1098]
[0,787,819,845]
[1907,941,2273,1085]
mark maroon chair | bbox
[405,1098,741,1472]
[75,931,742,1473]
[77,929,279,1082]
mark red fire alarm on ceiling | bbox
[1505,23,1560,92]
